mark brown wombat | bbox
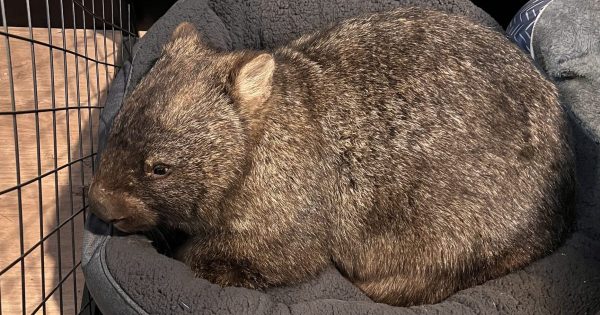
[89,8,574,306]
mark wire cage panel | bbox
[0,0,134,314]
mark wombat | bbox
[89,8,574,306]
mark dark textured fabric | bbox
[531,0,600,154]
[82,0,600,314]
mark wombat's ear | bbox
[232,53,275,115]
[171,22,199,41]
[165,22,211,53]
[230,53,275,138]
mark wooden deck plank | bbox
[1,27,121,315]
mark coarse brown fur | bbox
[89,8,575,306]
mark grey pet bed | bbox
[82,0,600,314]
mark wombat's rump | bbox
[89,8,574,306]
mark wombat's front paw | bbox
[192,259,268,289]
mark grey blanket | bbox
[82,0,600,314]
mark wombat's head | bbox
[89,23,275,233]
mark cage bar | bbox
[0,0,134,313]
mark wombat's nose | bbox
[88,182,127,224]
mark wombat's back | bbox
[271,8,574,305]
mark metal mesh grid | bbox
[0,0,135,313]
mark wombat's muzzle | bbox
[88,181,127,224]
[88,180,157,233]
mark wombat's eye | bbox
[152,164,171,177]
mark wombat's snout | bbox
[88,182,126,224]
[88,181,157,233]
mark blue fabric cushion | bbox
[506,0,552,56]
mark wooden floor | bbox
[0,27,121,315]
